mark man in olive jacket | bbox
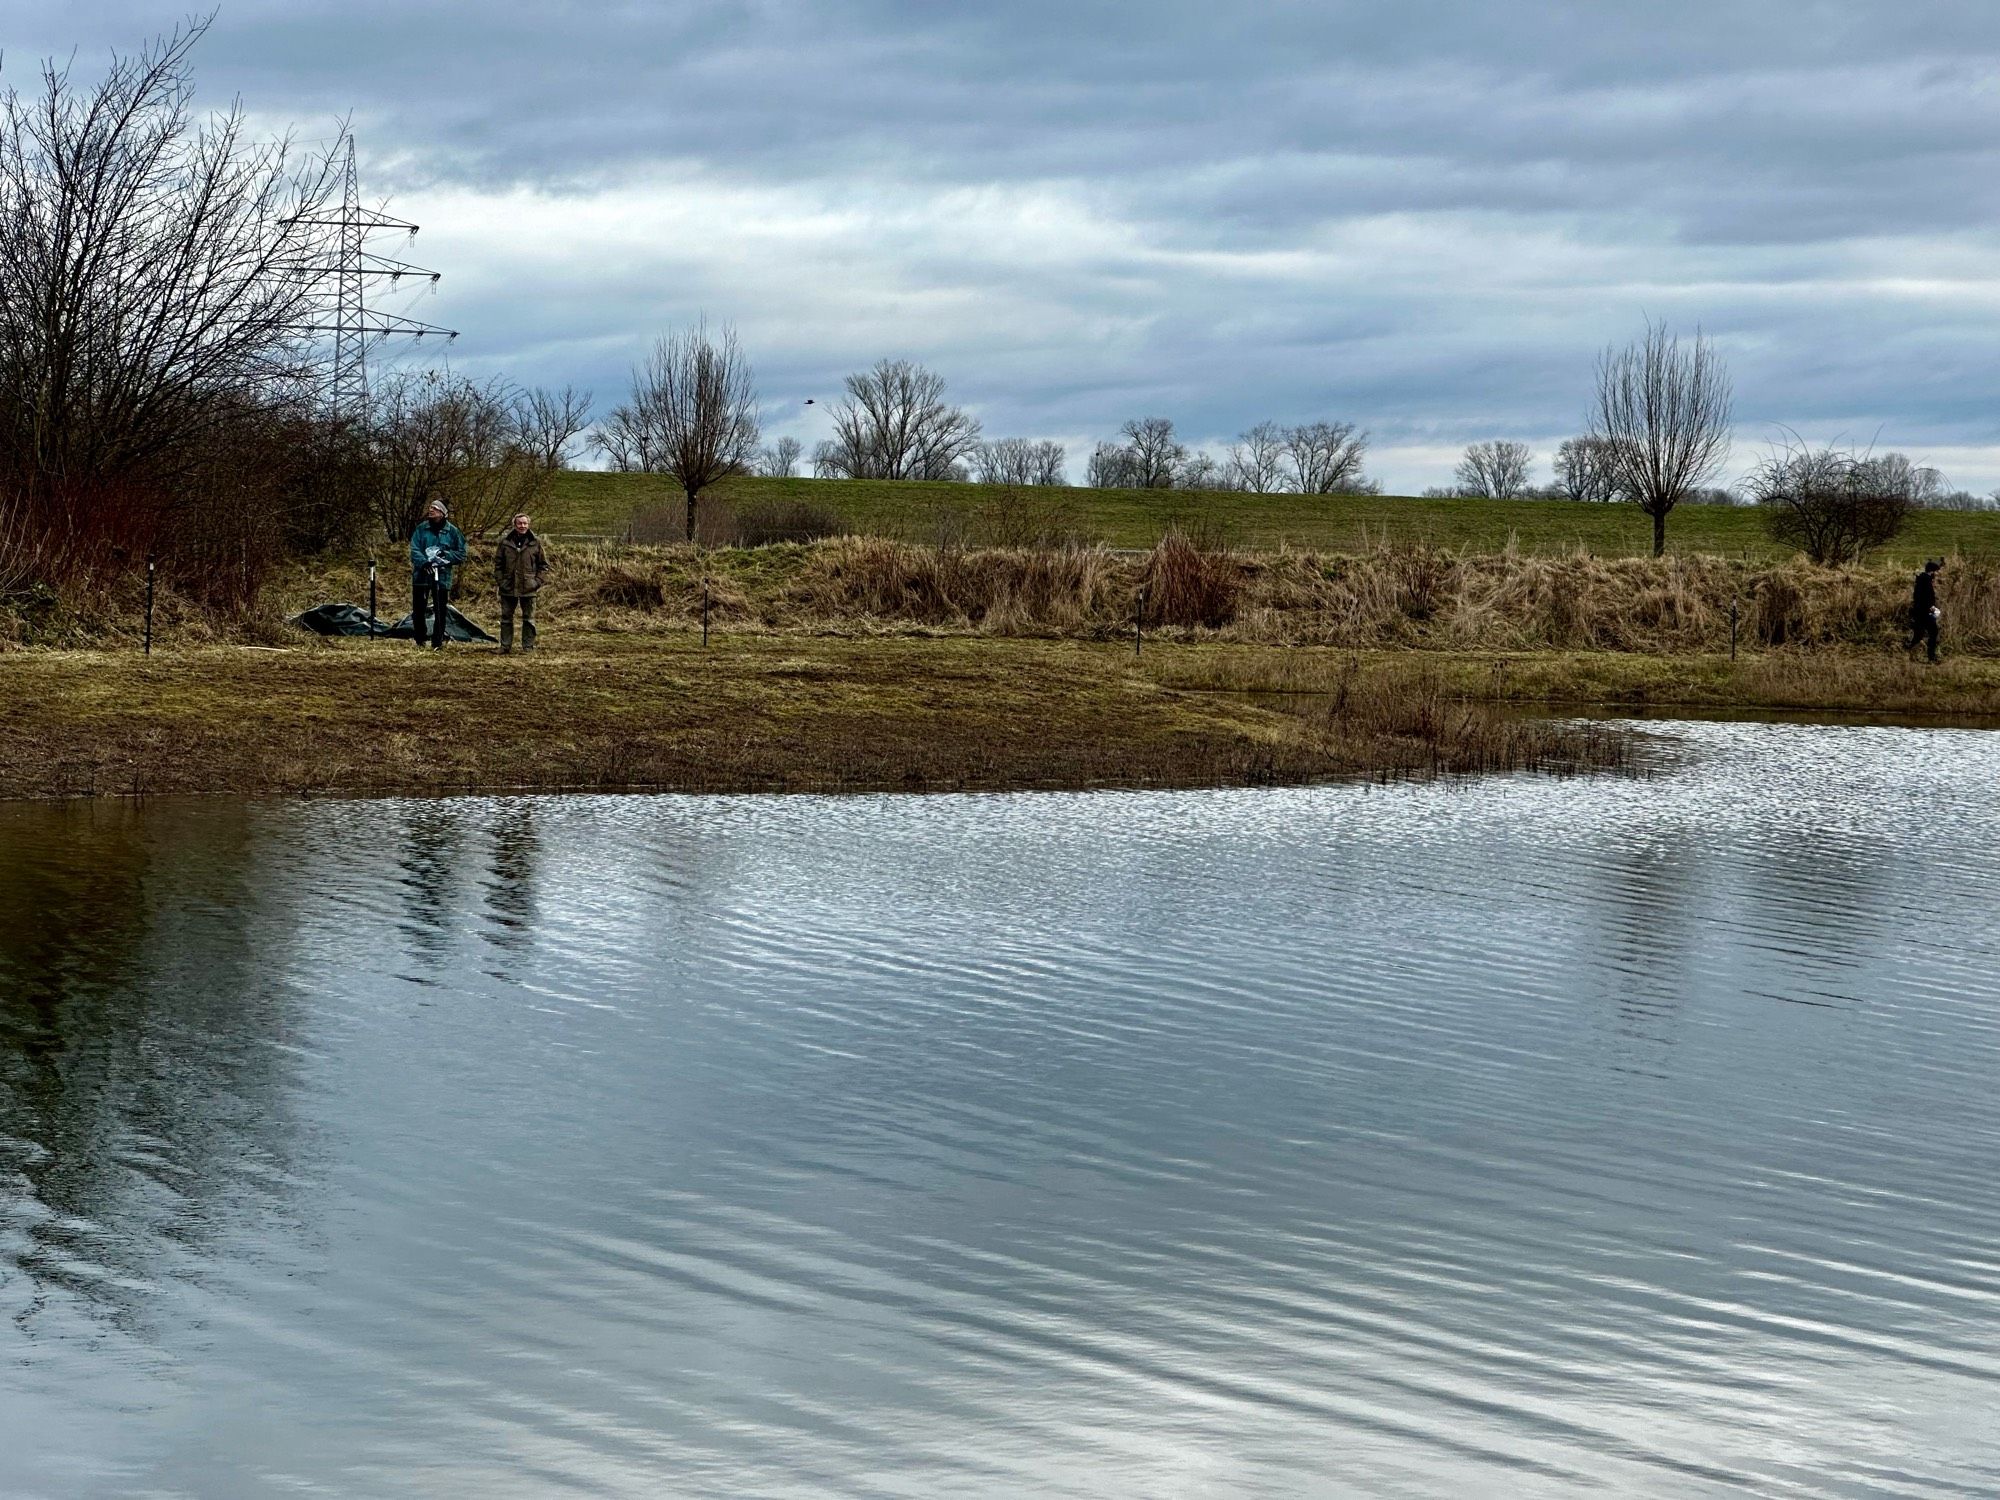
[409,500,467,650]
[493,512,549,653]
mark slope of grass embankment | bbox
[539,471,2000,566]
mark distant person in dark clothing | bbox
[1909,558,1943,663]
[409,500,467,650]
[493,512,549,653]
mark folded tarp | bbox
[292,601,497,642]
[292,602,390,636]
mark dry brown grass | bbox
[0,635,1633,800]
[23,533,2000,660]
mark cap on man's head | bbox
[1926,557,1943,571]
[426,500,447,516]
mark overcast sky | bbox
[18,2,2000,491]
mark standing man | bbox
[493,512,549,654]
[409,499,467,651]
[1909,558,1943,663]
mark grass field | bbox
[537,471,2000,565]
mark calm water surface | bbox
[2,722,1998,1497]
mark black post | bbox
[144,555,156,656]
[1134,583,1146,657]
[702,577,710,647]
[368,559,378,639]
[1729,596,1739,661]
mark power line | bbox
[280,138,457,419]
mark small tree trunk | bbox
[1652,505,1667,558]
[684,484,698,543]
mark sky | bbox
[15,1,2000,493]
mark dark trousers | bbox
[1909,613,1939,662]
[500,593,537,651]
[413,580,450,648]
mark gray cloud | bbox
[14,1,2000,489]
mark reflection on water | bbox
[3,723,2000,1497]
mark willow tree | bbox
[1589,321,1733,556]
[597,322,759,541]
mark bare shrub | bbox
[730,499,848,547]
[372,371,550,542]
[969,489,1097,549]
[1751,440,1914,565]
[0,20,347,600]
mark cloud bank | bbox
[16,1,2000,489]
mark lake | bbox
[3,722,1998,1497]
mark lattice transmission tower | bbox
[284,137,458,419]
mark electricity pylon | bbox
[282,137,458,420]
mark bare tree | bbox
[1181,453,1225,490]
[596,321,760,540]
[1750,438,1913,565]
[759,435,804,478]
[514,385,594,470]
[1453,440,1535,499]
[1284,421,1374,494]
[812,359,981,480]
[1086,442,1135,489]
[1125,418,1188,488]
[973,437,1068,486]
[0,19,346,591]
[1225,421,1287,493]
[1855,453,1945,507]
[1552,436,1623,503]
[372,371,549,542]
[1590,321,1733,555]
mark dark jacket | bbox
[1912,568,1939,622]
[409,517,468,588]
[494,529,549,597]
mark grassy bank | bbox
[0,636,1627,800]
[235,536,1999,658]
[540,471,2000,564]
[11,534,1998,802]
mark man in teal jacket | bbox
[408,499,467,650]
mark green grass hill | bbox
[536,471,2000,565]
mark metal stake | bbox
[144,556,156,656]
[368,559,378,638]
[1134,583,1146,657]
[702,577,710,646]
[1729,596,1739,661]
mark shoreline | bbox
[4,631,1994,802]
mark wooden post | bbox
[1729,596,1739,661]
